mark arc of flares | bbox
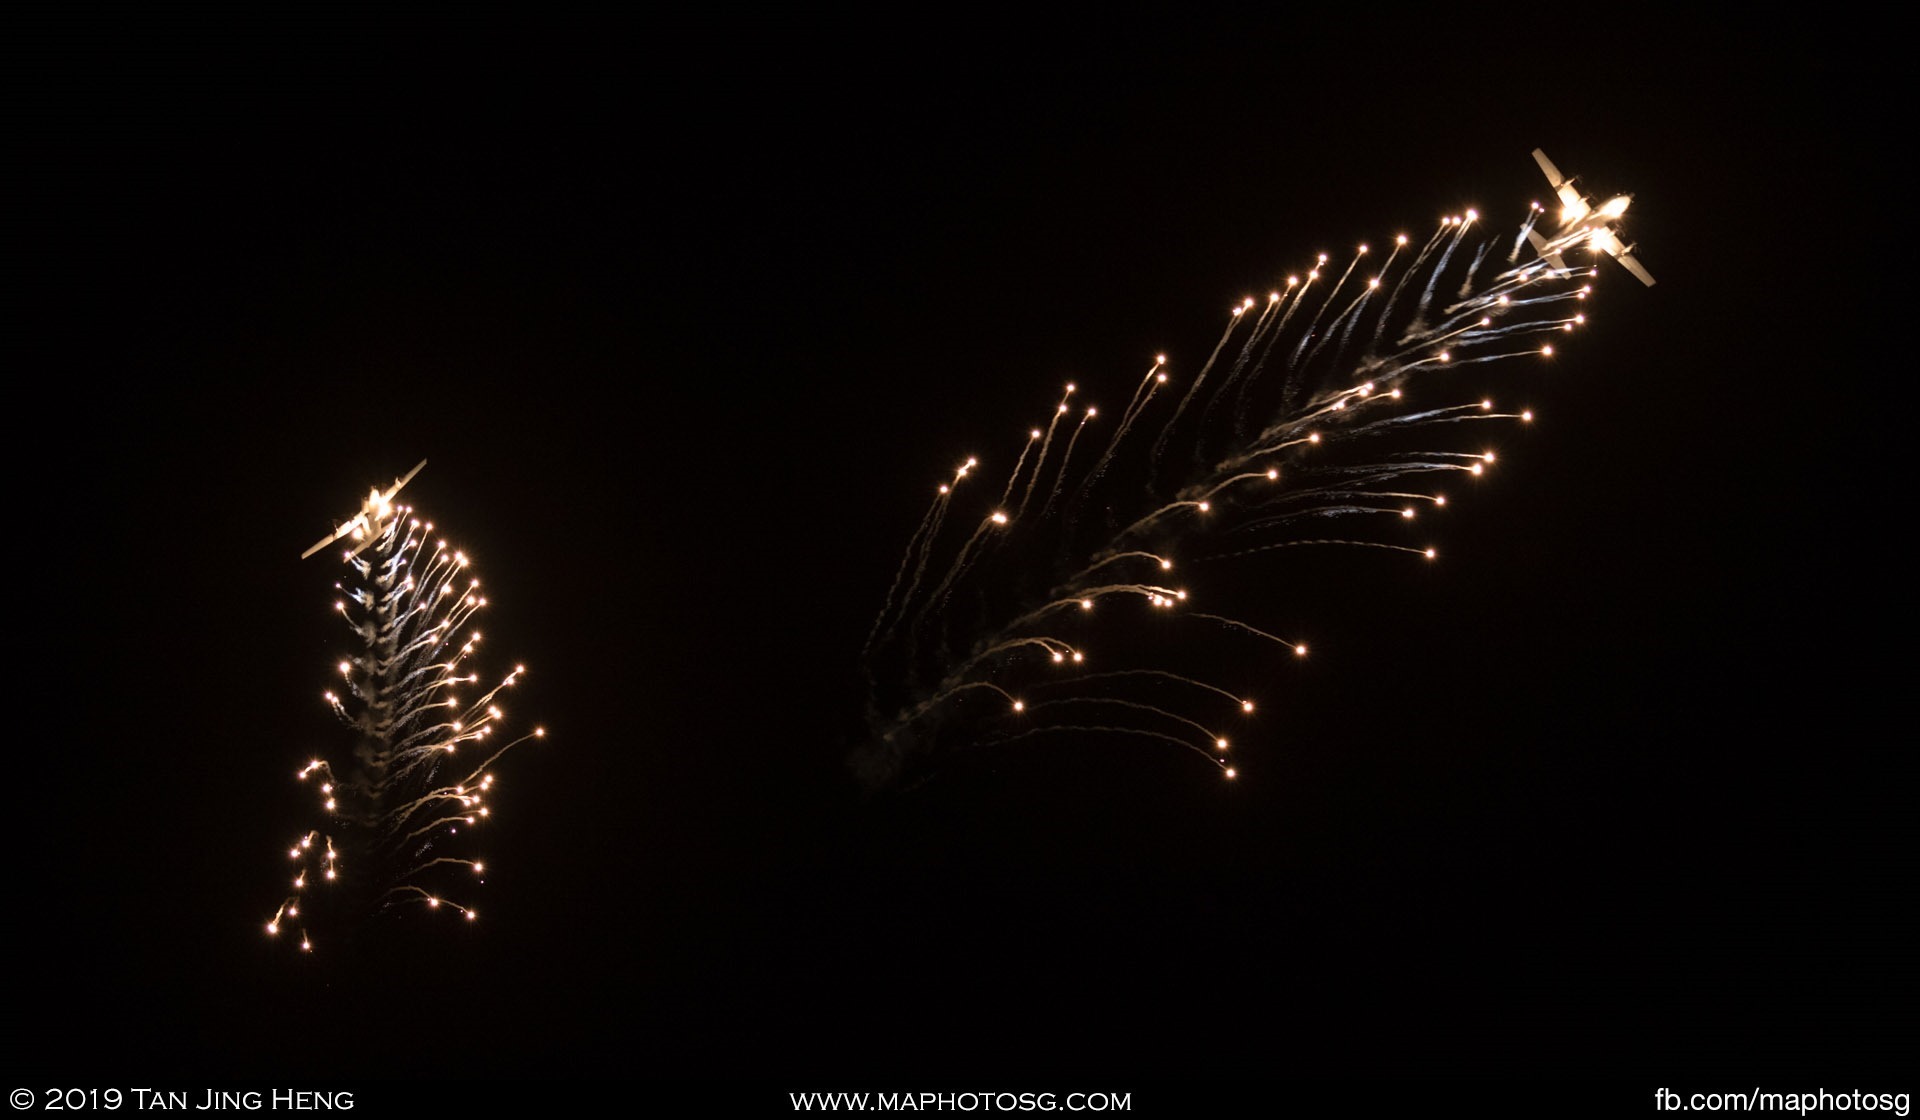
[269,497,545,953]
[859,192,1626,787]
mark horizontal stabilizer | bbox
[1525,227,1568,273]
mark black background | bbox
[11,14,1907,1101]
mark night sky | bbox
[13,16,1907,1106]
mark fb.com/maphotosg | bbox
[1654,1088,1908,1115]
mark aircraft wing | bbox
[300,528,342,561]
[1614,251,1655,287]
[1533,148,1589,221]
[384,459,427,502]
[300,517,361,560]
[1590,228,1656,287]
[1532,148,1565,186]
